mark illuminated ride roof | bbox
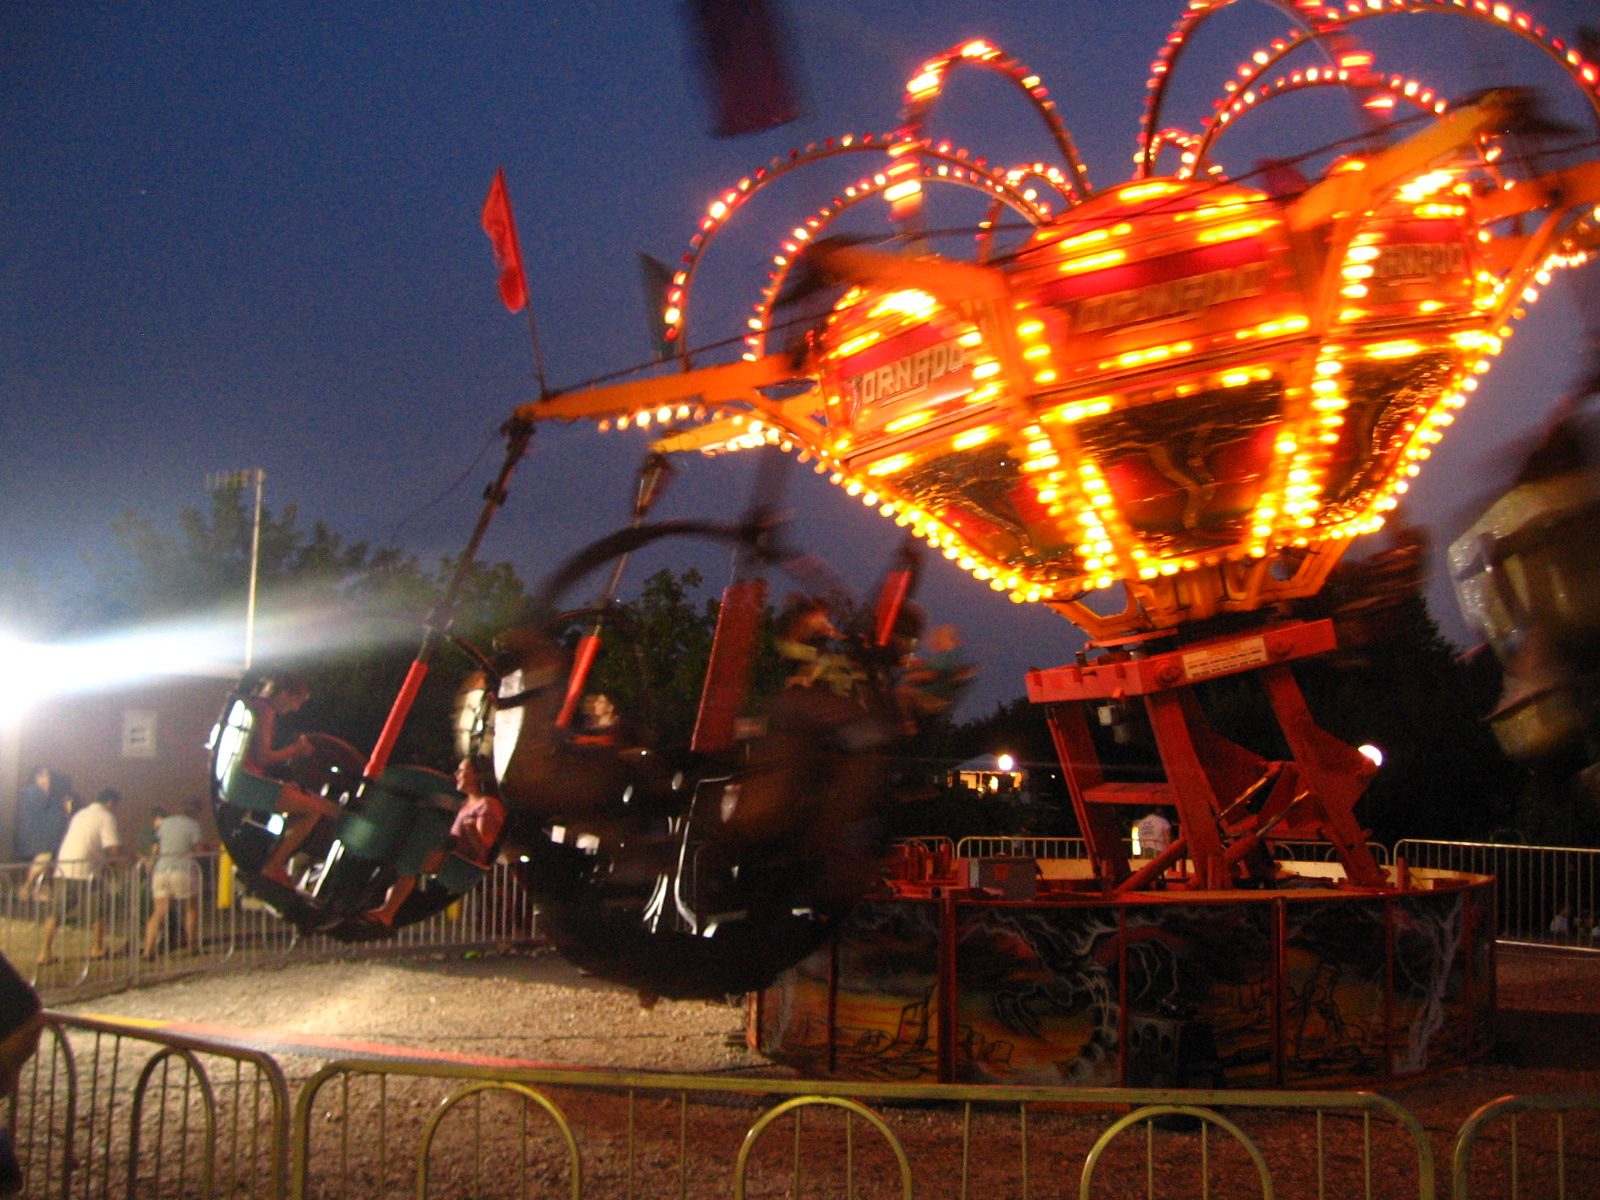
[523,1,1600,639]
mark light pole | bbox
[206,468,266,671]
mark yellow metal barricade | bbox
[289,1062,1436,1200]
[1451,1093,1600,1200]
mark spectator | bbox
[16,767,69,902]
[36,788,125,965]
[142,798,208,958]
[146,805,167,841]
[1550,904,1572,937]
[1136,808,1173,857]
[0,952,42,1194]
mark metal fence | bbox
[14,1011,1597,1200]
[0,855,537,1002]
[955,836,1088,860]
[290,1061,1443,1200]
[1396,839,1600,949]
[15,1011,291,1200]
[1451,1093,1600,1200]
[1269,839,1394,866]
[954,836,1393,866]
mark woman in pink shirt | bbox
[367,757,504,927]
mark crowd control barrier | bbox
[0,855,538,1002]
[11,1011,1596,1199]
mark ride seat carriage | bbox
[210,698,487,909]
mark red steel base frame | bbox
[1025,619,1388,892]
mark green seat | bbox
[434,853,490,894]
[222,767,284,816]
[393,805,454,875]
[337,765,462,866]
[381,765,461,807]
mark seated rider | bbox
[246,674,342,889]
[774,596,865,698]
[896,623,976,724]
[367,756,505,927]
[570,693,636,748]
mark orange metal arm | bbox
[1287,89,1521,231]
[1471,161,1600,224]
[512,355,800,425]
[811,243,1010,305]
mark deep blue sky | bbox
[1,0,1596,715]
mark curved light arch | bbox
[971,163,1079,261]
[1002,161,1079,210]
[893,39,1092,207]
[668,137,1047,364]
[1193,31,1375,142]
[1190,68,1449,174]
[743,164,1052,359]
[1316,1,1600,130]
[1143,0,1600,180]
[1140,0,1333,178]
[1142,127,1208,177]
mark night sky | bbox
[2,0,1596,716]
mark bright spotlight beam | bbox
[0,595,435,724]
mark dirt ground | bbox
[60,942,1600,1083]
[61,945,767,1076]
[50,943,1600,1199]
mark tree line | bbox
[4,486,1590,846]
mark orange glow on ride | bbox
[521,2,1600,639]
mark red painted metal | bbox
[1384,896,1396,1079]
[938,896,958,1083]
[827,935,839,1076]
[1025,620,1337,702]
[359,418,533,784]
[1259,664,1386,888]
[363,659,428,780]
[1033,619,1388,892]
[690,577,768,753]
[761,876,1496,1087]
[554,632,602,729]
[1272,897,1286,1087]
[1113,836,1187,893]
[1117,905,1129,1087]
[1044,702,1130,884]
[873,567,915,647]
[1145,688,1232,889]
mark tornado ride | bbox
[211,0,1600,1084]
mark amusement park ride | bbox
[213,1,1600,1084]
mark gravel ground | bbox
[57,942,1600,1087]
[46,943,1600,1199]
[59,945,767,1075]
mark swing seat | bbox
[433,853,490,894]
[221,766,284,816]
[337,765,461,865]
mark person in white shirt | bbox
[36,789,125,965]
[1135,808,1173,858]
[141,797,208,958]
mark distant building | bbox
[949,753,1030,801]
[2,673,236,860]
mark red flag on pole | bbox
[481,168,528,313]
